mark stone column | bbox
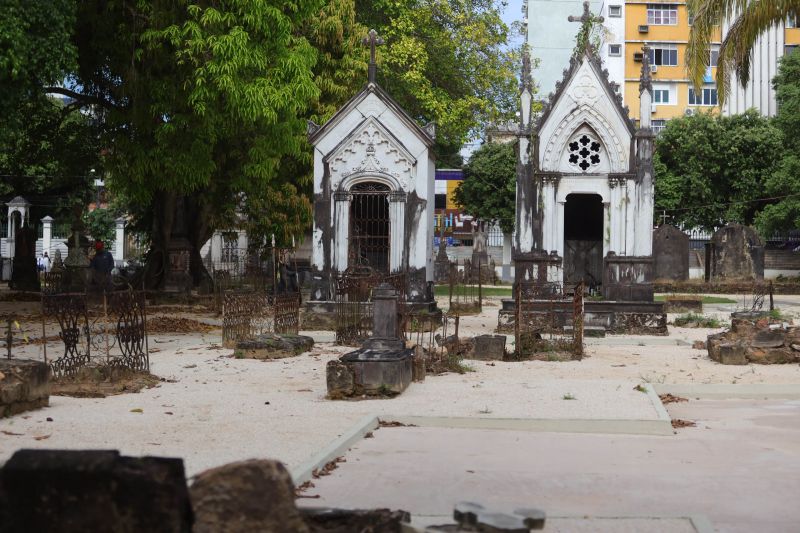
[114,217,126,263]
[388,191,406,273]
[602,201,611,258]
[41,216,53,258]
[333,191,351,272]
[555,200,566,258]
[625,179,636,254]
[7,213,15,259]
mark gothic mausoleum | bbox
[306,31,436,306]
[515,42,657,302]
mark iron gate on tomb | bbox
[349,182,390,273]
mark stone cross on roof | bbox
[362,29,384,83]
[568,1,603,25]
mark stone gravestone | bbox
[0,449,192,533]
[434,231,450,283]
[471,222,489,274]
[9,226,39,291]
[652,224,689,281]
[327,283,413,398]
[710,224,764,280]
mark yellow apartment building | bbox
[525,0,800,134]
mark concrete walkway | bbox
[299,399,800,533]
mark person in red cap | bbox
[90,240,115,290]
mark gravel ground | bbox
[2,293,799,478]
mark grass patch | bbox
[769,308,790,320]
[672,312,722,328]
[433,284,512,298]
[655,294,736,304]
[562,393,576,400]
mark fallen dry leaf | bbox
[33,434,51,441]
[130,408,143,413]
[1,430,24,436]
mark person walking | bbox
[90,240,114,290]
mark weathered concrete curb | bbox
[653,383,800,400]
[385,415,674,436]
[290,414,379,486]
[643,382,672,423]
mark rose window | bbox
[568,134,601,172]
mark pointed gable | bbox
[536,53,635,174]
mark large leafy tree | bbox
[686,0,800,103]
[453,141,516,233]
[755,49,800,235]
[355,0,518,166]
[2,1,325,287]
[654,110,783,231]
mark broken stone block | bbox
[412,346,426,382]
[0,449,191,533]
[340,348,413,396]
[326,359,355,399]
[234,334,314,360]
[469,334,507,360]
[751,330,785,349]
[301,508,410,531]
[0,359,50,418]
[191,459,307,533]
[718,342,747,365]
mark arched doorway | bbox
[564,193,603,288]
[349,182,390,272]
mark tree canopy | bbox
[453,141,516,234]
[654,110,784,231]
[754,49,800,236]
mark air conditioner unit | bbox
[638,25,649,33]
[650,64,658,73]
[651,104,658,114]
[633,52,644,62]
[685,108,696,116]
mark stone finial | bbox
[640,44,653,94]
[520,45,533,94]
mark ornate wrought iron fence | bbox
[41,290,149,378]
[334,266,406,345]
[221,290,301,348]
[402,312,462,373]
[739,281,775,313]
[446,259,483,314]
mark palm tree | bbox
[686,0,800,105]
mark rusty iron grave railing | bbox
[41,290,150,378]
[738,280,774,313]
[514,281,584,360]
[402,312,463,374]
[221,290,301,348]
[334,266,406,346]
[446,259,483,314]
[210,247,299,313]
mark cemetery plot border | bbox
[402,312,464,375]
[334,267,406,346]
[221,291,301,348]
[445,259,484,315]
[514,281,584,360]
[41,291,150,378]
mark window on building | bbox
[709,44,720,67]
[648,44,678,66]
[609,5,622,17]
[221,233,239,263]
[689,87,718,106]
[647,4,678,25]
[434,193,447,209]
[652,119,667,134]
[787,14,798,28]
[653,89,670,103]
[609,44,622,56]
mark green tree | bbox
[355,0,518,166]
[453,141,516,233]
[1,1,327,287]
[686,0,800,104]
[83,208,116,246]
[0,95,101,224]
[654,109,783,231]
[755,49,800,235]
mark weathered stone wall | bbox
[710,224,765,280]
[602,253,654,301]
[0,359,49,418]
[653,225,689,281]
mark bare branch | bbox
[43,87,120,110]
